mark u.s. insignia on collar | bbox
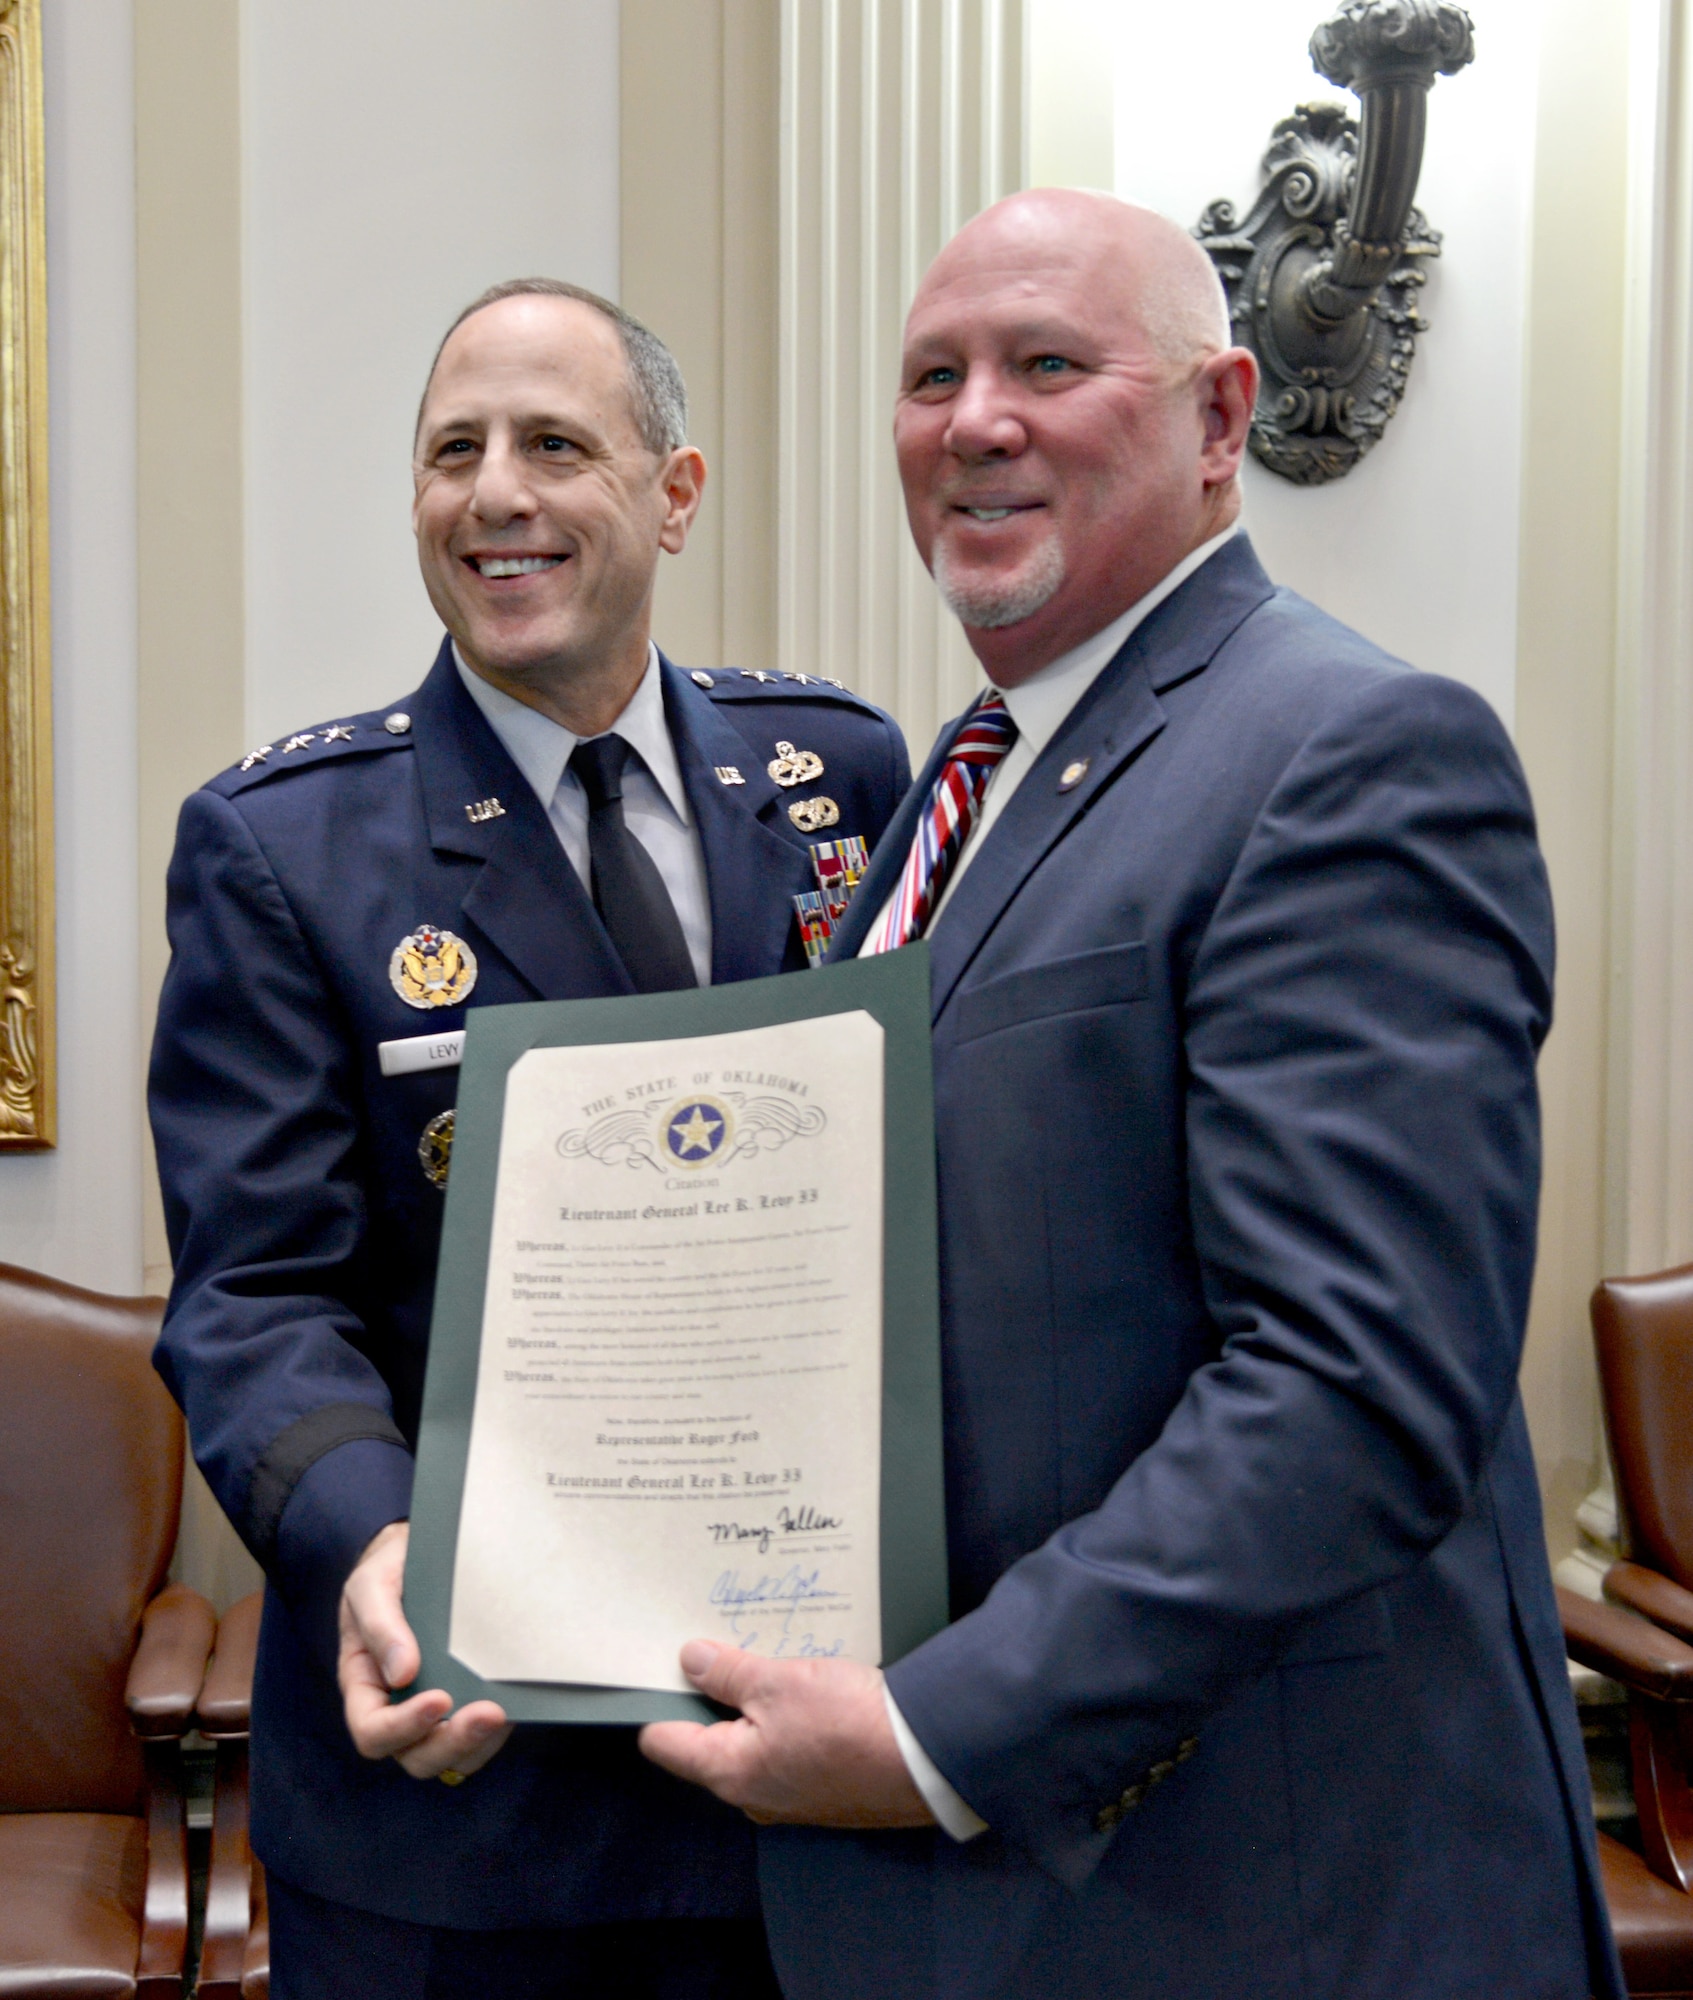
[390,925,478,1009]
[768,741,824,787]
[419,1109,454,1190]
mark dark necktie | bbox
[567,733,698,993]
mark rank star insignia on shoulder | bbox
[219,706,409,794]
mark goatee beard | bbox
[932,536,1065,630]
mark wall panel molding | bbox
[622,0,780,675]
[779,0,1026,751]
[1608,0,1693,1279]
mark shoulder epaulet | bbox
[214,705,419,796]
[685,667,882,715]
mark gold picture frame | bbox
[0,0,49,1148]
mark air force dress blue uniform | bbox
[759,535,1623,2000]
[148,638,910,1931]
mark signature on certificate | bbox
[708,1564,847,1657]
[705,1504,845,1557]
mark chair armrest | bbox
[1605,1560,1693,1643]
[197,1590,263,1738]
[1558,1584,1693,1699]
[126,1580,218,1739]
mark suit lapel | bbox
[831,536,1278,1020]
[922,667,1167,1016]
[409,639,633,999]
[661,658,815,984]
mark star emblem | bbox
[282,732,316,753]
[740,669,778,684]
[323,723,355,742]
[239,745,272,770]
[669,1106,722,1156]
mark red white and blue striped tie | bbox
[862,693,1018,953]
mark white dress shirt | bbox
[872,523,1239,1844]
[454,644,714,986]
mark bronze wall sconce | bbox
[1195,0,1476,485]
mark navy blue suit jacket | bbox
[759,538,1622,1999]
[149,639,910,1928]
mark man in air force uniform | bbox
[149,278,910,1996]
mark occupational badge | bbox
[390,925,478,1009]
[788,796,840,833]
[768,741,824,787]
[418,1109,454,1190]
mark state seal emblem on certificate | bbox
[403,946,947,1723]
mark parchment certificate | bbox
[448,1011,884,1691]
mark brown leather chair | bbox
[0,1262,216,1998]
[193,1592,268,2000]
[1558,1264,1693,1997]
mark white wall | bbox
[239,0,621,745]
[1104,0,1537,722]
[0,0,142,1293]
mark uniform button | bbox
[691,670,714,688]
[385,712,412,734]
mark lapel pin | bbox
[714,765,746,786]
[390,925,478,1009]
[789,796,840,833]
[465,797,506,824]
[768,740,825,787]
[1058,758,1091,793]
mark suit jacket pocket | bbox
[1277,1588,1393,1667]
[950,942,1149,1044]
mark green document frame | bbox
[404,945,947,1723]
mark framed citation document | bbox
[404,946,947,1723]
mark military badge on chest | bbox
[389,925,478,1009]
[766,737,840,833]
[418,1109,454,1190]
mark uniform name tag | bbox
[378,1030,466,1077]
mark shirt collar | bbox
[452,640,692,825]
[995,523,1240,757]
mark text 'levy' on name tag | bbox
[378,1029,466,1077]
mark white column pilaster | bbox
[778,0,1026,751]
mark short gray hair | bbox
[419,278,689,455]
